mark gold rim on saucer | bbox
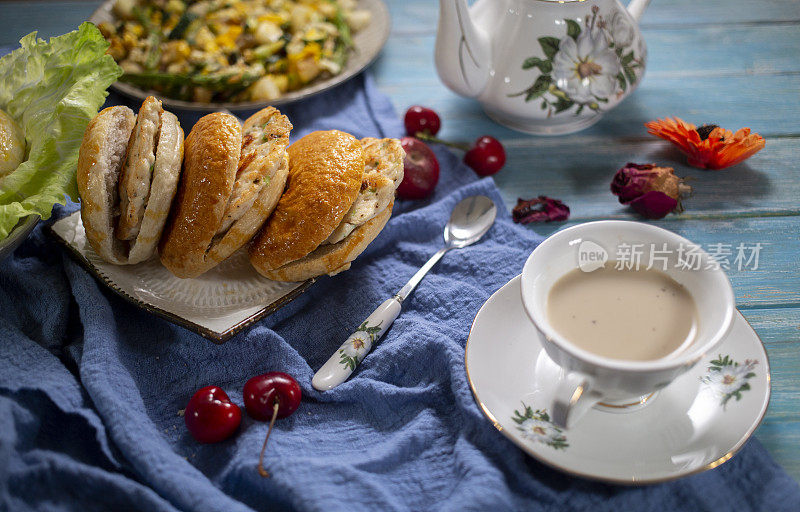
[464,275,771,485]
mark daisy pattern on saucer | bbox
[512,404,568,450]
[700,355,758,408]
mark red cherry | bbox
[184,386,242,444]
[243,372,301,477]
[243,371,302,421]
[397,136,440,200]
[464,136,506,176]
[404,106,441,137]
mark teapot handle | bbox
[627,0,651,22]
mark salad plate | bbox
[466,275,771,484]
[88,0,391,112]
[49,211,313,342]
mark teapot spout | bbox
[435,0,491,99]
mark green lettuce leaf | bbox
[0,22,122,239]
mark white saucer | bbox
[465,275,771,485]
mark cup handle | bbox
[551,372,603,429]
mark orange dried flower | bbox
[645,117,765,170]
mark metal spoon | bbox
[312,195,498,391]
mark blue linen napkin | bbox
[1,61,799,510]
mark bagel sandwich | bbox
[158,108,292,278]
[77,96,183,265]
[249,131,404,282]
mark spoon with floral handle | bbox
[312,195,497,391]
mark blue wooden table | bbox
[2,0,798,481]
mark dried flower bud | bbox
[512,196,570,224]
[610,163,692,219]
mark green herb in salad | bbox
[99,0,371,103]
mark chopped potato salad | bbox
[99,0,371,102]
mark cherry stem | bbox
[257,402,280,478]
[414,131,470,152]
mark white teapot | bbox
[435,0,651,135]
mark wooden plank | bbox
[741,308,800,421]
[6,0,800,78]
[639,0,800,27]
[378,25,800,81]
[1,0,799,47]
[487,136,799,217]
[374,23,800,137]
[744,307,800,481]
[385,0,800,35]
[376,72,800,138]
[642,25,800,77]
[515,216,800,309]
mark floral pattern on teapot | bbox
[511,5,645,117]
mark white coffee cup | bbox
[520,221,736,429]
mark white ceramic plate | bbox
[88,0,391,111]
[50,211,313,342]
[466,275,771,484]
